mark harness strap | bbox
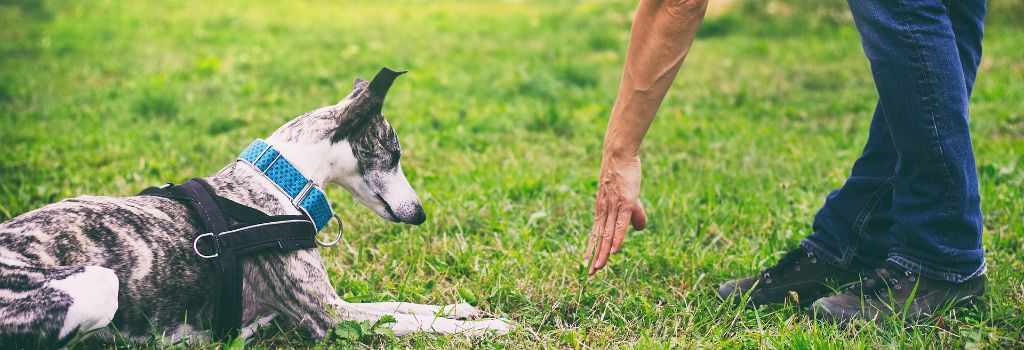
[141,184,296,226]
[139,178,316,340]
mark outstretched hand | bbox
[584,152,647,275]
[581,0,705,276]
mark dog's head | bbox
[266,68,425,225]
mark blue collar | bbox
[237,140,334,232]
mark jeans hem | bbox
[886,254,987,283]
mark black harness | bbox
[139,178,319,340]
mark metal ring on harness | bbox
[315,213,344,247]
[193,233,219,258]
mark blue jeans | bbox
[801,0,986,283]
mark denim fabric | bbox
[802,0,986,283]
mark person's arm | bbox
[584,0,707,275]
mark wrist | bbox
[603,142,639,159]
[603,122,644,160]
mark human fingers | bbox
[590,202,621,274]
[583,225,599,269]
[611,202,634,253]
[583,196,608,268]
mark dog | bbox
[0,68,510,348]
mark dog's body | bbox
[0,69,509,347]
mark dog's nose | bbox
[408,205,426,225]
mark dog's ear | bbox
[331,68,406,143]
[366,67,406,101]
[359,67,406,115]
[353,77,369,90]
[338,78,370,105]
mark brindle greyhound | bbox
[0,68,510,348]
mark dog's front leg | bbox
[242,250,349,339]
[346,302,483,319]
[246,251,510,338]
[319,287,512,336]
[335,303,511,336]
[329,301,510,336]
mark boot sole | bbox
[809,293,985,325]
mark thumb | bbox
[630,200,647,231]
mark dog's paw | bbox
[49,266,119,339]
[470,318,511,335]
[440,302,482,320]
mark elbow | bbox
[664,0,709,20]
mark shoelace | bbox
[761,249,817,285]
[846,265,916,298]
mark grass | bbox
[1,0,1022,348]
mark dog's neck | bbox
[259,138,335,186]
[202,138,342,217]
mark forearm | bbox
[604,0,707,157]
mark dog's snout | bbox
[363,169,423,225]
[408,204,426,225]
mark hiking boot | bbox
[811,261,985,324]
[717,247,860,306]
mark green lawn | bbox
[2,0,1022,348]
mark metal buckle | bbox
[261,153,282,174]
[251,142,272,165]
[192,233,219,259]
[293,180,315,206]
[315,214,344,247]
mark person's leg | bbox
[808,0,986,281]
[948,0,985,97]
[717,7,908,307]
[849,0,986,283]
[718,0,987,308]
[811,0,987,323]
[803,103,897,271]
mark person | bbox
[584,0,987,323]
